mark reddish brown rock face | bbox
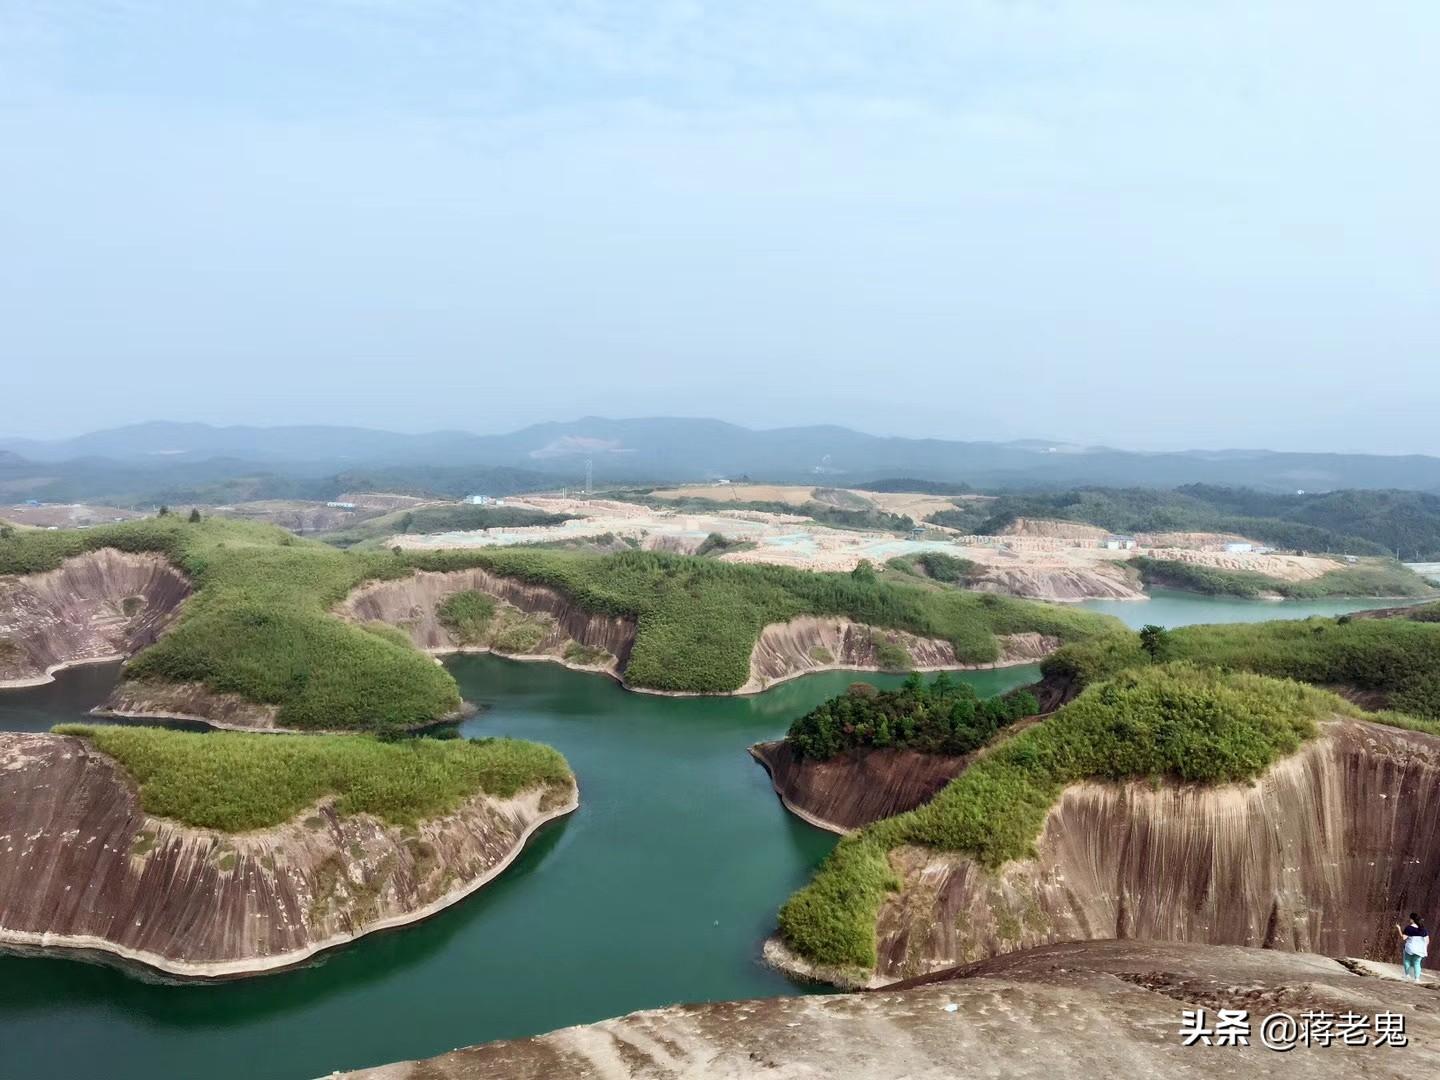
[0,550,191,686]
[339,571,1063,695]
[338,568,637,672]
[0,732,576,979]
[751,740,971,833]
[871,720,1440,982]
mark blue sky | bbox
[2,2,1437,451]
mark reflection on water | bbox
[0,656,1035,1080]
[0,584,1417,1080]
[1078,588,1422,629]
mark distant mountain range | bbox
[5,418,1440,500]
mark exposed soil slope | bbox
[1145,546,1342,581]
[998,517,1110,540]
[338,567,637,675]
[0,732,576,979]
[971,563,1143,601]
[750,740,969,833]
[742,619,1058,693]
[853,720,1440,983]
[339,940,1440,1080]
[0,549,190,687]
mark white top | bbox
[1403,931,1429,957]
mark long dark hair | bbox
[1409,912,1426,930]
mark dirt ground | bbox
[998,517,1110,540]
[1,503,145,528]
[1144,547,1342,581]
[388,493,1346,596]
[211,500,398,533]
[649,483,974,522]
[651,483,828,507]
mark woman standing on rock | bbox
[1396,914,1429,981]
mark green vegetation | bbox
[856,479,975,496]
[786,671,1039,759]
[436,590,497,645]
[888,551,984,585]
[1378,599,1440,622]
[1167,618,1440,722]
[2,519,1113,719]
[0,518,456,732]
[405,548,1117,692]
[777,665,1352,970]
[1043,610,1440,723]
[927,484,1440,560]
[872,639,912,672]
[631,492,917,534]
[321,504,571,549]
[562,641,610,666]
[488,610,550,654]
[1132,556,1433,599]
[694,532,757,557]
[54,724,571,833]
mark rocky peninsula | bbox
[0,729,576,979]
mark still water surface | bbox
[0,590,1405,1078]
[0,656,1032,1080]
[1078,587,1411,628]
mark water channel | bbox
[0,589,1411,1079]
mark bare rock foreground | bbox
[0,732,576,978]
[340,940,1439,1079]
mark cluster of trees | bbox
[642,493,917,534]
[925,484,1440,560]
[694,532,754,557]
[786,672,1039,760]
[913,551,982,584]
[407,547,1110,693]
[1,517,465,732]
[778,665,1342,970]
[856,478,975,496]
[322,503,570,548]
[1133,556,1433,599]
[1044,612,1440,724]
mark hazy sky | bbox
[3,2,1437,451]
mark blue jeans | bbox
[1403,953,1423,980]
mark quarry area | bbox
[384,486,1356,601]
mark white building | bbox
[1223,542,1254,554]
[466,495,494,506]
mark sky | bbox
[2,2,1437,451]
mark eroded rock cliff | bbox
[338,940,1440,1080]
[862,720,1440,983]
[750,740,970,833]
[741,619,1059,693]
[341,572,1065,694]
[338,568,636,675]
[0,732,577,978]
[0,550,190,687]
